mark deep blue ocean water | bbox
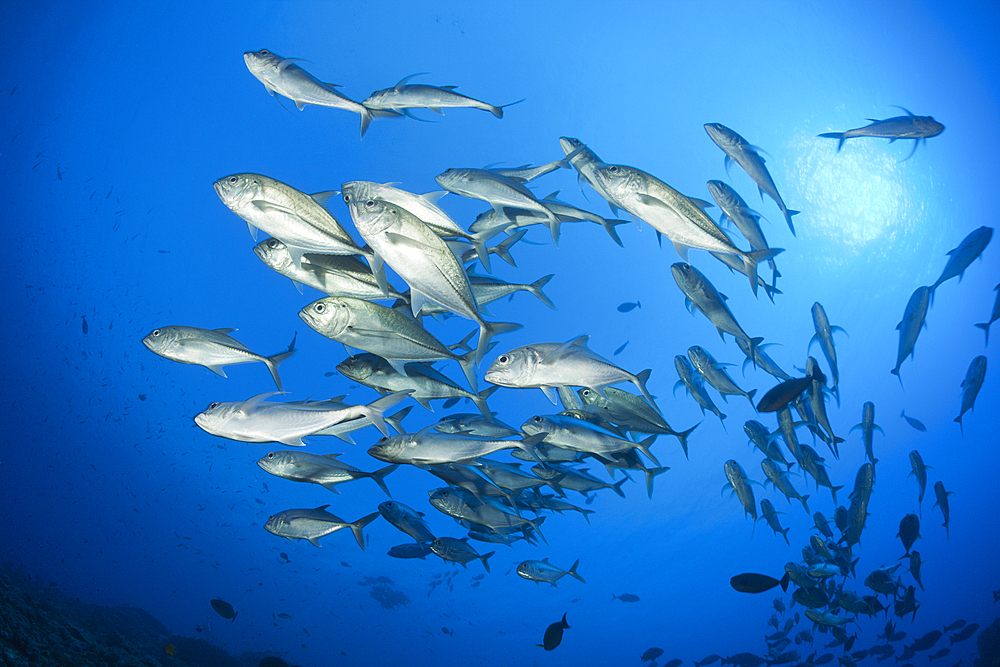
[2,2,998,666]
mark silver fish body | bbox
[723,459,757,521]
[378,500,436,542]
[263,506,380,548]
[818,108,944,160]
[954,356,987,434]
[931,226,992,291]
[257,451,397,496]
[672,262,763,356]
[517,558,585,586]
[688,345,757,407]
[892,285,931,382]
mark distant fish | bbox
[818,107,945,160]
[897,513,921,556]
[613,340,629,356]
[954,355,987,434]
[278,552,290,563]
[900,410,926,432]
[362,73,523,120]
[538,613,569,650]
[642,648,665,663]
[613,592,640,603]
[617,301,641,312]
[81,315,88,334]
[932,481,954,539]
[891,286,931,384]
[975,283,1000,345]
[210,598,237,621]
[930,226,993,292]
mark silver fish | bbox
[263,506,380,548]
[243,49,383,137]
[558,136,619,215]
[435,167,561,234]
[687,345,757,408]
[809,302,844,396]
[759,498,790,545]
[707,179,778,282]
[954,355,987,434]
[194,391,410,446]
[521,414,659,466]
[736,338,790,380]
[430,537,494,571]
[142,326,295,391]
[907,450,929,512]
[932,481,954,539]
[671,262,764,357]
[429,487,542,536]
[818,107,945,160]
[760,458,810,514]
[849,401,882,467]
[299,296,479,391]
[378,500,436,542]
[704,123,799,235]
[517,558,585,587]
[485,335,659,413]
[257,451,397,497]
[368,430,544,466]
[723,459,757,521]
[975,283,1000,345]
[577,386,698,458]
[674,354,726,431]
[891,285,931,383]
[362,73,520,119]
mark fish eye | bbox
[532,416,543,422]
[314,303,325,313]
[498,355,508,364]
[581,389,590,396]
[343,194,351,203]
[266,452,275,459]
[378,437,387,443]
[228,176,238,184]
[608,165,619,173]
[260,50,269,55]
[151,329,160,337]
[267,239,278,249]
[208,402,219,410]
[364,199,376,209]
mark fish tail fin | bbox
[469,229,494,274]
[492,229,526,268]
[747,337,765,370]
[481,551,496,572]
[781,527,790,546]
[358,391,413,436]
[473,385,499,419]
[644,466,670,499]
[385,406,412,435]
[264,335,298,391]
[975,321,990,346]
[818,132,846,151]
[349,511,381,550]
[780,571,790,592]
[493,98,525,118]
[741,248,782,297]
[517,432,548,466]
[784,209,799,236]
[529,274,557,310]
[610,477,628,498]
[568,558,586,583]
[676,423,699,460]
[635,434,660,467]
[456,348,480,393]
[890,367,904,388]
[830,485,844,506]
[367,464,399,498]
[954,414,963,435]
[633,368,662,415]
[476,320,522,366]
[800,494,810,515]
[360,106,373,138]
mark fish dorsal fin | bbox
[890,105,916,118]
[719,293,729,302]
[213,328,237,334]
[314,504,330,511]
[277,57,310,73]
[395,72,429,90]
[311,191,340,209]
[688,197,714,212]
[238,392,282,414]
[540,386,559,404]
[549,335,590,359]
[419,190,449,205]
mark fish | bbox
[429,487,545,538]
[756,375,812,413]
[522,413,660,466]
[299,296,480,391]
[263,506,380,549]
[804,357,844,458]
[361,73,521,119]
[891,286,931,383]
[429,537,494,571]
[210,598,237,621]
[341,182,520,366]
[516,558,585,587]
[378,500,436,543]
[907,450,930,512]
[558,137,619,214]
[736,339,790,381]
[761,458,810,514]
[932,481,954,539]
[142,326,296,391]
[897,513,921,556]
[617,301,641,312]
[435,167,561,237]
[759,499,791,545]
[672,263,764,357]
[943,620,967,633]
[81,315,88,334]
[594,163,781,294]
[687,345,757,407]
[707,179,778,283]
[849,401,883,466]
[577,386,699,459]
[485,335,660,413]
[214,173,371,269]
[723,459,757,521]
[243,49,382,136]
[538,613,569,650]
[614,341,629,355]
[949,623,979,644]
[368,430,545,466]
[387,543,432,560]
[930,226,993,292]
[613,592,641,602]
[975,283,1000,345]
[675,354,726,431]
[745,420,791,470]
[194,391,410,446]
[954,355,987,434]
[257,451,398,497]
[704,123,799,235]
[899,409,926,432]
[809,303,844,396]
[642,648,666,663]
[817,107,945,160]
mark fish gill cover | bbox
[1,2,998,667]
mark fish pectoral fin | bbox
[540,386,559,404]
[251,199,296,216]
[671,241,690,263]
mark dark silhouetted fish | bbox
[730,572,789,594]
[210,598,237,621]
[900,410,925,432]
[975,283,1000,345]
[538,612,569,650]
[896,513,920,556]
[617,301,641,312]
[930,226,992,292]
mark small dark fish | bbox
[210,598,237,621]
[896,513,920,556]
[613,592,640,602]
[900,410,926,431]
[441,626,454,636]
[324,371,335,377]
[942,620,966,632]
[277,613,293,619]
[157,249,171,254]
[949,623,979,644]
[538,612,569,650]
[278,552,290,563]
[665,661,683,667]
[138,394,146,401]
[617,301,641,312]
[730,572,790,594]
[81,315,88,334]
[642,648,665,663]
[614,340,629,356]
[341,561,351,568]
[756,376,811,412]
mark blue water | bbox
[2,2,998,665]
